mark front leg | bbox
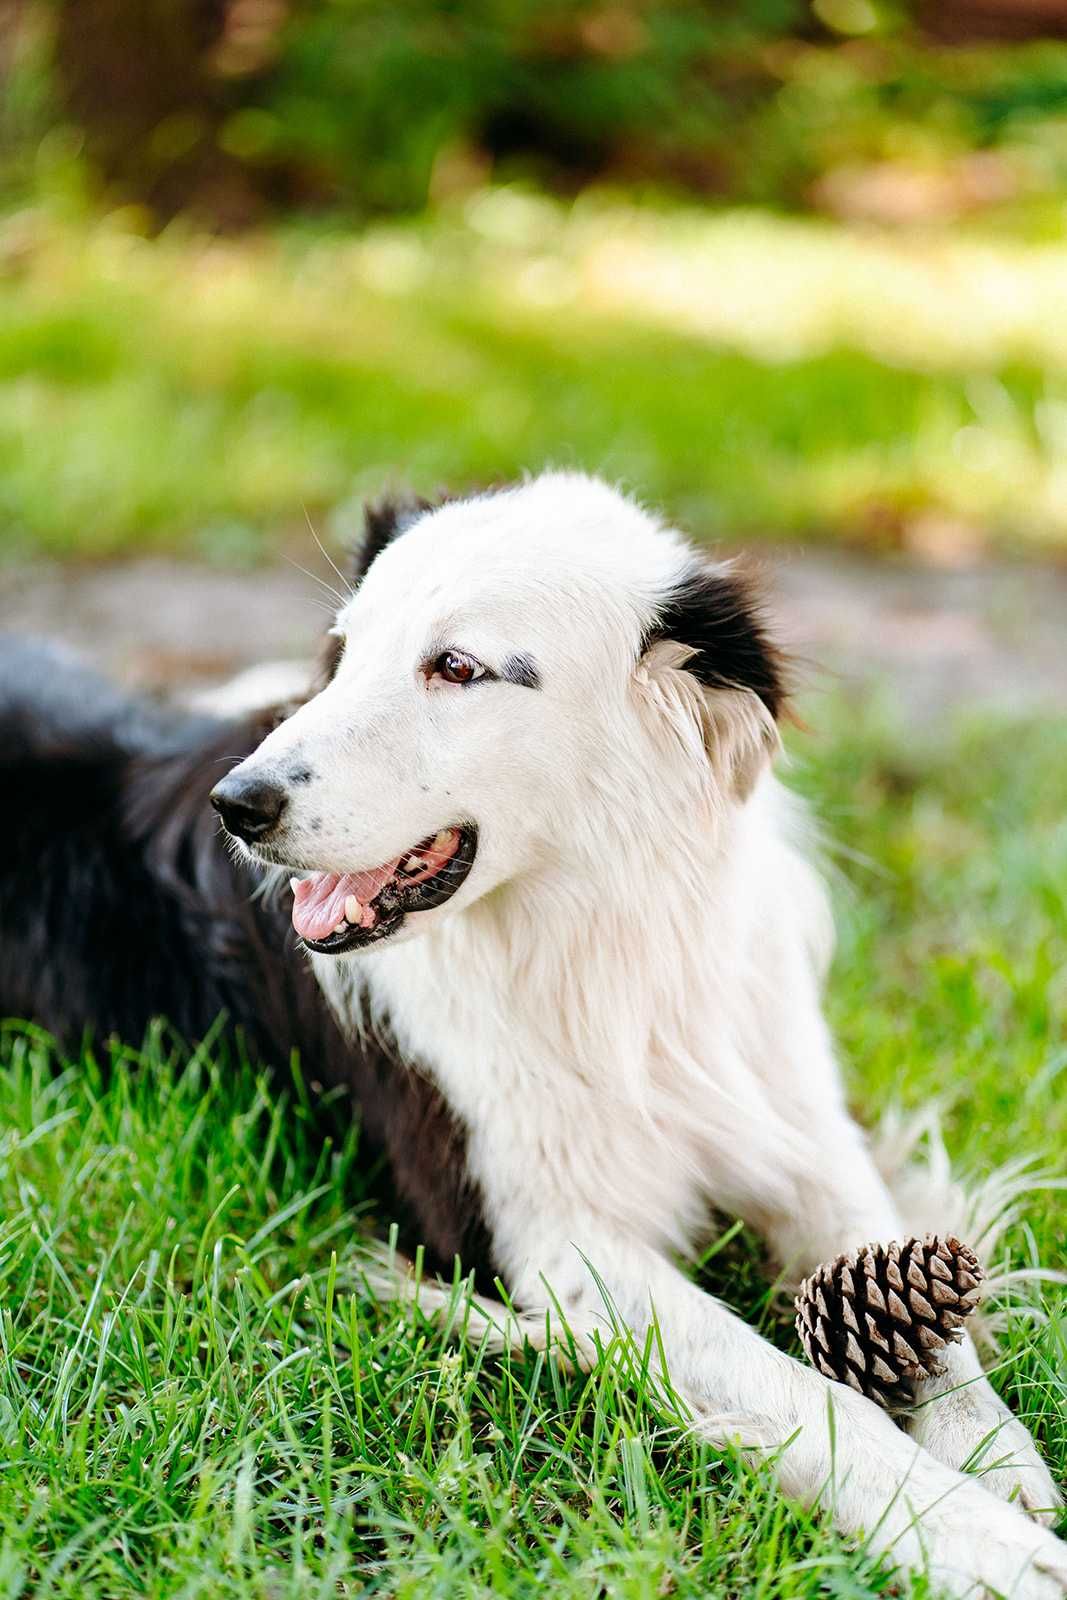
[908,1325,1063,1525]
[756,1106,1063,1524]
[493,1225,1067,1598]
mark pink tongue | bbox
[291,862,400,942]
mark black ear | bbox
[644,563,787,720]
[347,494,436,589]
[311,495,437,690]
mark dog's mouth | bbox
[287,824,477,954]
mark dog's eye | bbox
[434,650,484,685]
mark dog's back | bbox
[0,637,308,1050]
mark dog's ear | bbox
[310,496,436,691]
[645,563,786,720]
[347,494,437,589]
[351,496,431,586]
[636,563,787,799]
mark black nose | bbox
[210,773,288,843]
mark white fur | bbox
[229,473,1065,1596]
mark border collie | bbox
[1,474,1063,1597]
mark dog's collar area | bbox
[289,824,478,954]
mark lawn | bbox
[6,196,1067,561]
[1,698,1064,1598]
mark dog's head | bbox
[210,474,786,956]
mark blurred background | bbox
[1,0,1067,708]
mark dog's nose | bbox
[210,773,288,843]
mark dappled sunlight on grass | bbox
[4,197,1067,558]
[491,198,1067,371]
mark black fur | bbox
[501,653,541,691]
[646,563,786,720]
[0,636,495,1284]
[354,496,435,586]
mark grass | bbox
[1,697,1064,1597]
[6,195,1067,560]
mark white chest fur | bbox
[312,776,832,1284]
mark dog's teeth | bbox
[404,855,421,872]
[344,895,359,923]
[289,877,300,894]
[332,921,346,936]
[433,830,453,850]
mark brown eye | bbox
[434,650,483,685]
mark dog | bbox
[2,474,1064,1596]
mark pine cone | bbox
[794,1235,984,1411]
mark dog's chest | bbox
[341,941,752,1266]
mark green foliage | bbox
[257,0,811,212]
[0,701,1064,1595]
[740,37,1067,214]
[6,1,1067,224]
[260,18,1067,219]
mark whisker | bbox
[303,505,355,600]
[293,594,343,617]
[282,552,348,611]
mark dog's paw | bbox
[907,1379,1063,1526]
[885,1487,1067,1599]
